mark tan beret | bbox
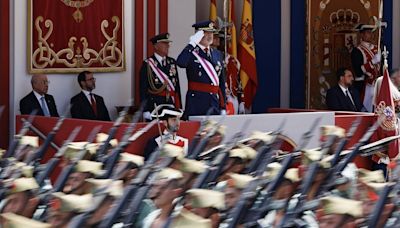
[321,196,363,218]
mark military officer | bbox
[140,33,182,121]
[177,20,226,118]
[143,105,189,160]
[351,24,381,112]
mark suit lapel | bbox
[29,92,44,115]
[80,91,96,116]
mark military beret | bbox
[119,152,144,166]
[75,160,104,176]
[19,136,39,148]
[1,213,51,228]
[14,162,34,178]
[156,168,183,181]
[227,173,255,189]
[203,120,226,136]
[85,178,124,198]
[161,144,185,159]
[237,144,257,160]
[150,32,172,44]
[186,188,225,210]
[320,196,363,218]
[358,168,385,183]
[240,131,273,144]
[179,158,208,174]
[264,163,300,183]
[302,149,331,168]
[96,133,118,148]
[51,192,93,213]
[8,177,39,195]
[192,20,218,32]
[320,125,345,138]
[64,142,98,160]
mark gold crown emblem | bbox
[375,101,396,131]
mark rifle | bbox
[35,126,82,187]
[278,133,340,228]
[187,107,216,152]
[52,125,102,193]
[68,122,157,228]
[98,138,172,228]
[100,101,146,179]
[95,104,131,162]
[237,154,294,227]
[192,119,251,189]
[188,114,226,159]
[36,125,102,222]
[303,119,381,213]
[245,119,286,174]
[161,121,251,228]
[329,117,362,167]
[20,117,60,152]
[26,114,66,166]
[3,109,38,160]
[225,117,321,227]
[381,150,400,227]
[367,183,394,228]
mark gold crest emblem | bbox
[375,101,397,131]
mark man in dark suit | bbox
[139,33,182,121]
[326,68,364,112]
[70,71,111,121]
[19,74,59,117]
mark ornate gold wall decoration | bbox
[28,0,125,74]
[61,0,94,23]
[306,0,379,109]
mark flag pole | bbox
[223,0,229,61]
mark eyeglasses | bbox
[86,77,96,82]
[41,80,50,85]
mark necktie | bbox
[40,96,50,117]
[90,93,97,116]
[162,58,166,67]
[345,90,357,111]
[204,48,209,57]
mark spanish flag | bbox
[226,0,240,98]
[238,0,257,109]
[372,56,399,163]
[210,0,217,21]
[228,0,237,58]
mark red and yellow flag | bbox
[210,0,217,21]
[238,0,257,109]
[372,59,399,162]
[227,0,237,57]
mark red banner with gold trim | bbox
[28,0,125,73]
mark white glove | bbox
[143,111,152,121]
[238,102,245,114]
[378,156,390,165]
[371,52,381,65]
[189,30,204,47]
[220,109,227,115]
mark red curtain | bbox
[0,0,10,148]
[29,0,124,73]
